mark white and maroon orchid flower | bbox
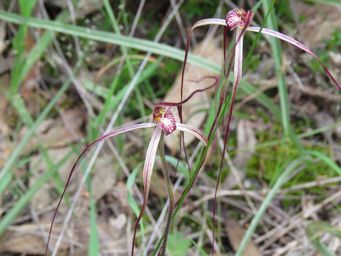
[225,8,252,30]
[191,8,340,91]
[44,79,219,256]
[180,8,340,132]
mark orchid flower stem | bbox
[158,134,174,256]
[153,97,231,254]
[212,27,244,253]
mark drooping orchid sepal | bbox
[153,106,177,136]
[225,8,253,31]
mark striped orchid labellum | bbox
[225,8,252,30]
[153,106,176,135]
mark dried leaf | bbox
[329,52,341,67]
[233,120,256,169]
[0,21,7,55]
[0,224,68,254]
[112,182,130,213]
[295,3,341,48]
[150,173,169,198]
[314,112,334,142]
[98,215,128,254]
[91,154,116,201]
[46,0,104,17]
[0,56,14,75]
[225,218,261,256]
[0,94,11,169]
[164,37,222,152]
[21,108,84,153]
[29,147,81,211]
[150,173,180,201]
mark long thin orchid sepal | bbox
[155,75,219,108]
[131,127,162,256]
[245,26,341,90]
[131,106,208,256]
[190,9,340,90]
[211,18,247,254]
[44,123,156,256]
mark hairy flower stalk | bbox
[44,79,217,256]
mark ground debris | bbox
[163,37,222,152]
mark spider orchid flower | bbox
[44,78,219,256]
[180,8,340,129]
[191,8,340,91]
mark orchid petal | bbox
[45,122,156,256]
[191,18,226,31]
[143,127,162,199]
[132,127,161,256]
[234,28,244,89]
[247,26,341,90]
[176,123,208,145]
[156,76,219,107]
[92,123,156,142]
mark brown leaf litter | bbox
[46,0,104,18]
[20,108,84,154]
[225,218,261,256]
[294,2,341,48]
[163,36,223,152]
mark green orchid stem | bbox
[158,134,175,256]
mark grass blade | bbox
[0,10,217,72]
[88,178,99,256]
[0,151,72,235]
[0,10,282,120]
[0,79,72,193]
[261,0,291,137]
[235,156,311,256]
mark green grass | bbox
[262,0,291,137]
[306,222,341,256]
[306,0,341,6]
